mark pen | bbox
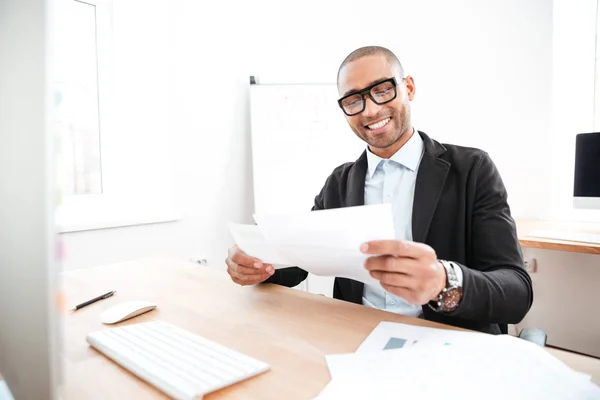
[69,290,116,311]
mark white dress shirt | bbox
[361,129,462,317]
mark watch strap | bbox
[428,260,460,312]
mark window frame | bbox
[55,0,178,232]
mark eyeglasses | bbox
[337,77,401,116]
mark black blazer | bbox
[264,131,533,334]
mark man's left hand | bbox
[361,240,447,305]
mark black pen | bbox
[69,290,116,311]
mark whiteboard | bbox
[249,84,366,295]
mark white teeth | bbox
[368,118,390,130]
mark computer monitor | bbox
[574,132,600,210]
[0,0,60,399]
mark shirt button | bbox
[390,299,397,305]
[388,193,393,198]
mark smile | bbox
[367,118,390,130]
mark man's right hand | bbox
[225,245,275,286]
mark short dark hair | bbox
[337,46,405,84]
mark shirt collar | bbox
[366,128,424,178]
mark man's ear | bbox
[405,75,416,101]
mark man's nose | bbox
[361,96,382,118]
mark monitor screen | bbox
[574,132,600,209]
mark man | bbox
[225,46,533,334]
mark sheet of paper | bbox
[326,348,408,381]
[313,378,412,400]
[229,204,396,288]
[323,335,600,400]
[253,203,395,249]
[354,321,488,352]
[228,223,295,267]
[281,245,383,285]
[572,371,594,382]
[229,223,382,286]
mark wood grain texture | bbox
[59,258,600,399]
[517,220,600,255]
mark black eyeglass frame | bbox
[337,77,403,116]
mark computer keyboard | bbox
[527,229,600,244]
[86,320,270,400]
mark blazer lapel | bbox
[339,150,367,305]
[412,132,450,243]
[345,151,368,207]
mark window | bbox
[54,0,104,195]
[53,0,176,232]
[548,0,599,222]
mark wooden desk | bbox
[60,258,600,399]
[517,219,600,255]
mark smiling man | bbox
[225,46,533,334]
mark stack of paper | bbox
[229,204,396,287]
[316,322,600,400]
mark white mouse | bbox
[100,301,157,324]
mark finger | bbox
[231,261,274,275]
[369,270,415,288]
[228,267,272,285]
[227,259,274,278]
[227,268,256,284]
[228,260,272,276]
[364,255,420,273]
[360,240,435,259]
[232,274,271,286]
[230,246,263,269]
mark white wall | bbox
[61,0,554,270]
[252,0,555,220]
[61,0,260,270]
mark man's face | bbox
[337,55,415,153]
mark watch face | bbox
[442,286,463,312]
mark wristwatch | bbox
[428,260,463,313]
